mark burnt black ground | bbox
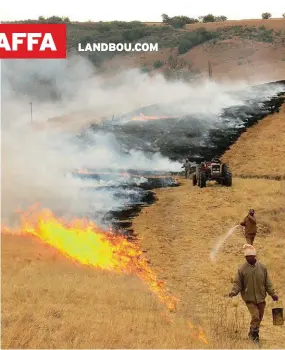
[76,172,179,237]
[83,81,285,162]
[76,81,285,235]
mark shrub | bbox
[199,14,227,23]
[153,60,164,69]
[140,65,151,73]
[37,15,71,23]
[162,13,171,24]
[216,15,228,22]
[178,28,219,54]
[122,28,148,41]
[202,14,216,22]
[161,14,198,28]
[261,12,272,19]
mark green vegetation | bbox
[56,20,222,67]
[140,64,151,73]
[161,13,227,28]
[3,15,71,23]
[261,12,272,19]
[178,28,219,54]
[3,16,283,72]
[153,60,164,68]
[217,25,277,43]
[161,14,198,28]
[200,14,228,23]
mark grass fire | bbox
[2,33,285,348]
[2,206,208,345]
[131,115,169,121]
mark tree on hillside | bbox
[202,14,216,22]
[161,14,198,28]
[162,13,171,24]
[164,55,200,82]
[37,15,71,23]
[199,14,227,22]
[282,13,285,18]
[261,12,272,19]
[216,15,228,22]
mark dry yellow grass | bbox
[132,178,285,348]
[1,235,203,348]
[222,102,285,177]
[132,106,285,347]
[2,107,285,348]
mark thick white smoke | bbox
[1,55,283,227]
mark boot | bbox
[249,328,259,343]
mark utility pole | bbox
[29,102,33,123]
[208,61,212,79]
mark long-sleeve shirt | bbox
[240,215,257,234]
[230,261,276,303]
[182,160,191,170]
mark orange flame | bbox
[188,322,208,344]
[3,206,208,344]
[120,172,129,177]
[131,115,169,121]
[3,207,177,311]
[77,168,90,174]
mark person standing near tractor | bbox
[229,244,278,343]
[181,157,191,179]
[240,209,257,245]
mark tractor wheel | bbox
[222,164,232,187]
[199,173,206,188]
[222,164,228,174]
[224,171,232,187]
[192,174,197,186]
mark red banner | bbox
[0,24,66,59]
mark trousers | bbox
[246,301,266,331]
[245,233,256,245]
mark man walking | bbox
[229,244,278,342]
[181,157,191,179]
[240,209,257,245]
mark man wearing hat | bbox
[240,209,257,245]
[229,244,279,342]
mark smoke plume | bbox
[1,55,283,227]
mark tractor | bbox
[192,158,232,188]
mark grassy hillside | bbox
[222,102,285,178]
[6,17,285,81]
[69,19,285,81]
[69,20,285,73]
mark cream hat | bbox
[243,244,256,256]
